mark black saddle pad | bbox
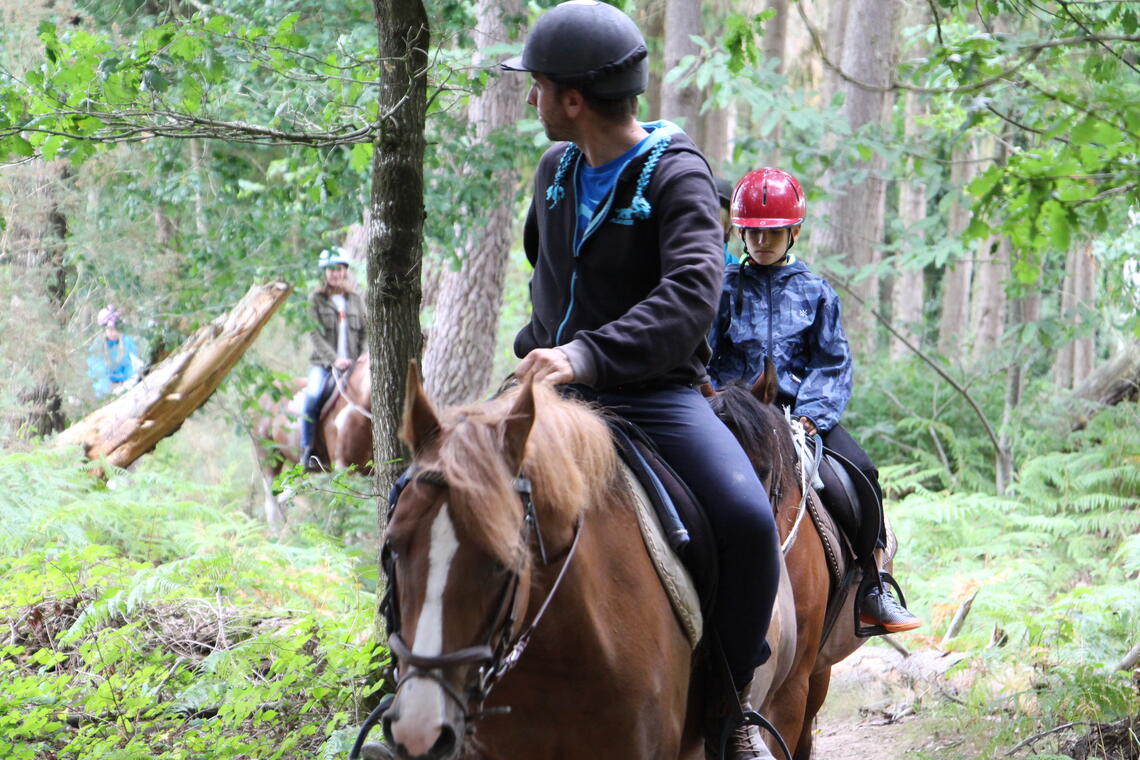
[608,419,718,615]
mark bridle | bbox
[376,464,582,730]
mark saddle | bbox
[608,419,718,626]
[809,444,903,638]
[815,448,882,561]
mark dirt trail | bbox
[810,644,973,760]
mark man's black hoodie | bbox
[514,124,723,390]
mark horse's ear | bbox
[699,382,717,398]
[500,375,536,475]
[400,360,440,455]
[751,356,779,405]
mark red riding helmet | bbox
[731,168,806,229]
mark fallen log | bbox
[56,281,292,470]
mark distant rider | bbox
[299,248,366,471]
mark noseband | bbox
[380,464,582,722]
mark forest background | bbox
[0,0,1138,758]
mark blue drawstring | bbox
[613,135,670,222]
[546,144,580,209]
[544,127,675,221]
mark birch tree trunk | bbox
[423,0,525,406]
[368,0,429,490]
[811,0,902,358]
[662,0,704,147]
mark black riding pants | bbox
[572,384,781,688]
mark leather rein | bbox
[381,465,583,722]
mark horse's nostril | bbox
[430,723,458,759]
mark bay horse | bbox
[377,363,703,760]
[251,353,373,526]
[705,359,881,760]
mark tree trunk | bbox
[820,0,850,108]
[969,235,1008,361]
[758,0,789,165]
[56,282,292,470]
[2,162,73,438]
[938,142,980,356]
[811,0,902,358]
[662,0,703,146]
[367,0,429,492]
[889,26,928,361]
[423,0,525,406]
[1054,241,1097,389]
[1073,340,1140,408]
[637,0,665,121]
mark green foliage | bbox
[0,447,386,759]
[886,398,1140,666]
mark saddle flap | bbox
[816,448,881,561]
[608,420,718,615]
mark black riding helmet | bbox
[500,0,648,99]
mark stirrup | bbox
[854,570,910,638]
[717,707,793,760]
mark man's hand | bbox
[333,357,352,371]
[515,348,575,386]
[799,416,817,436]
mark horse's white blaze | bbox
[414,503,458,655]
[389,504,459,756]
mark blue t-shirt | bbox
[574,135,651,244]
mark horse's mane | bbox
[707,382,800,504]
[426,383,618,567]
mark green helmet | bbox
[500,1,648,99]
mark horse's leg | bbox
[795,666,832,760]
[252,441,286,528]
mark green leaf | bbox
[168,35,203,62]
[203,15,232,34]
[141,67,169,93]
[1070,118,1099,145]
[7,136,35,157]
[349,142,372,173]
[967,166,1002,199]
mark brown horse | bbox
[705,360,882,760]
[251,354,373,526]
[378,364,703,760]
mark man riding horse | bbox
[501,3,782,757]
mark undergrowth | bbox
[0,447,386,760]
[881,401,1140,758]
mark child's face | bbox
[741,226,799,265]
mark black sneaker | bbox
[860,583,922,633]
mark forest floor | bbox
[812,643,982,760]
